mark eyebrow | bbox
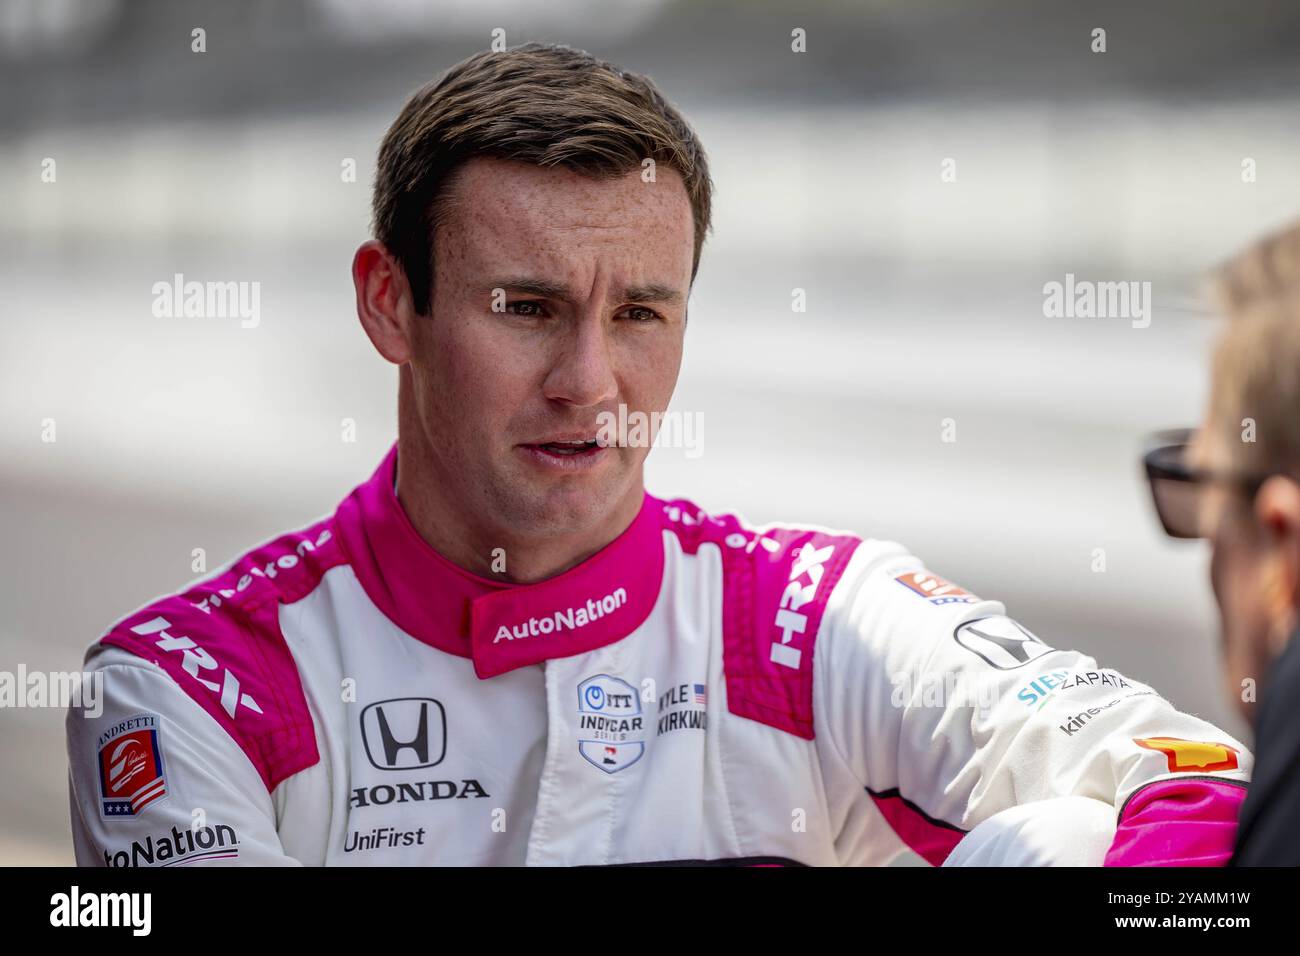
[483,277,684,305]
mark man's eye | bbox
[505,301,547,317]
[620,306,661,323]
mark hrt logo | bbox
[770,542,836,671]
[130,617,262,719]
[360,698,447,771]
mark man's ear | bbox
[1255,475,1300,640]
[353,239,417,365]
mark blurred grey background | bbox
[4,0,1300,864]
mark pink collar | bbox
[333,445,665,678]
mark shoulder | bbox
[653,495,992,740]
[83,516,345,791]
[1234,638,1300,863]
[655,495,872,738]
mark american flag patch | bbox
[693,684,707,705]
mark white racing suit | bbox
[67,445,1249,866]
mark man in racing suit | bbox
[66,43,1249,866]
[68,447,1249,866]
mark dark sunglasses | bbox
[1143,428,1270,539]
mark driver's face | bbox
[1192,426,1272,721]
[407,156,695,538]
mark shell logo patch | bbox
[1134,737,1240,773]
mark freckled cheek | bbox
[415,317,531,428]
[455,346,536,425]
[616,334,683,412]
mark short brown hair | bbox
[1206,220,1300,477]
[371,42,713,314]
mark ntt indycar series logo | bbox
[577,674,645,773]
[493,586,628,643]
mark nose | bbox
[542,315,619,409]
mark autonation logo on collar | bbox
[492,586,628,643]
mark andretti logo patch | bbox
[895,570,978,606]
[97,713,168,819]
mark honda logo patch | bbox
[954,617,1056,670]
[360,698,447,770]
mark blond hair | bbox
[1207,221,1300,476]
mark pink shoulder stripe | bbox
[99,519,343,791]
[658,498,860,739]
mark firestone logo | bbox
[191,529,332,616]
[770,543,835,671]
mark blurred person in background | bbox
[1145,222,1300,866]
[66,42,1252,868]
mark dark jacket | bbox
[1232,629,1300,866]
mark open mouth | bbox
[535,439,601,456]
[519,436,610,469]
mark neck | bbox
[394,412,643,586]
